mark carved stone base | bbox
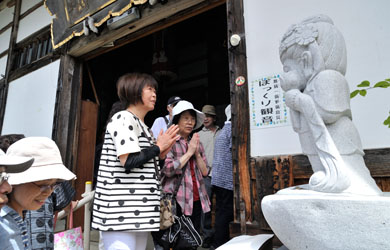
[262,188,390,250]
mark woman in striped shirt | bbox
[92,73,179,250]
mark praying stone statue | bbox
[279,14,381,195]
[261,15,390,250]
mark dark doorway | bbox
[82,4,230,145]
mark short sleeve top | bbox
[92,110,161,232]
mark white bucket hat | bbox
[171,100,205,130]
[6,137,76,185]
[0,149,34,174]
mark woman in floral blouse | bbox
[161,100,211,241]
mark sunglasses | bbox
[32,182,60,192]
[0,172,9,185]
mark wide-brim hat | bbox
[6,137,76,185]
[0,149,34,174]
[201,105,216,116]
[171,100,205,130]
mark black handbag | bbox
[153,214,203,249]
[174,215,203,249]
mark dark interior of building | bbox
[82,4,230,144]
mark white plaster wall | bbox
[21,0,42,14]
[17,5,51,42]
[0,4,14,28]
[244,0,390,156]
[1,60,60,137]
[0,28,11,53]
[0,55,7,76]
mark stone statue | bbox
[279,15,381,195]
[261,15,390,250]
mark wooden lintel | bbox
[81,0,225,61]
[67,0,208,57]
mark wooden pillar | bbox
[73,100,98,229]
[226,0,251,225]
[0,0,21,131]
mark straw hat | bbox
[0,149,34,174]
[171,100,205,130]
[6,137,76,185]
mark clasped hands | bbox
[156,125,180,159]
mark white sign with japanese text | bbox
[250,75,289,129]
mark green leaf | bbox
[385,78,390,82]
[357,80,370,87]
[350,90,359,98]
[373,81,390,88]
[359,89,367,96]
[384,115,390,126]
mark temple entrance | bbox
[83,4,229,137]
[73,3,230,228]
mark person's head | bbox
[201,105,217,129]
[279,15,347,92]
[0,134,25,152]
[166,96,182,117]
[0,149,33,208]
[6,137,76,215]
[171,101,205,139]
[116,73,158,110]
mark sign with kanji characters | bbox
[250,75,289,129]
[44,0,147,49]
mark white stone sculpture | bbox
[261,15,390,250]
[279,14,381,195]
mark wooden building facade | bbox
[0,0,389,243]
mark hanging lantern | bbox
[152,30,177,82]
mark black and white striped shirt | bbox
[92,111,160,231]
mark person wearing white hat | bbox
[158,100,211,245]
[0,137,76,250]
[0,149,33,209]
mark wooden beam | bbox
[227,0,251,225]
[0,1,43,36]
[68,0,211,57]
[0,0,21,132]
[0,22,12,36]
[19,0,43,19]
[7,53,61,82]
[81,0,225,61]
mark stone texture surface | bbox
[278,14,381,195]
[262,190,390,250]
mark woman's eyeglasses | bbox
[32,182,60,192]
[0,172,9,185]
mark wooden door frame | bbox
[226,0,251,233]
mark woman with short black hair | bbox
[92,73,179,250]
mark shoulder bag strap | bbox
[163,116,169,126]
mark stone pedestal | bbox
[262,188,390,250]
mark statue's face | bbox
[280,56,307,92]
